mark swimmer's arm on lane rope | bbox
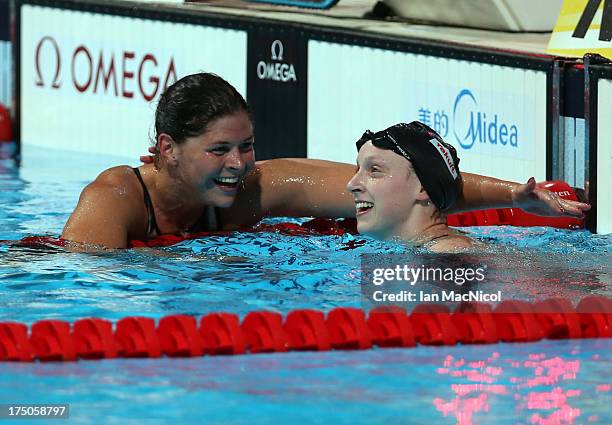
[452,174,590,217]
[61,177,139,249]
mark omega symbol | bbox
[34,36,62,89]
[271,40,283,61]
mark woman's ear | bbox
[416,186,432,205]
[158,133,177,166]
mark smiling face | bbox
[346,141,425,240]
[169,111,255,208]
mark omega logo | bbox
[271,39,283,61]
[256,39,297,83]
[35,36,62,89]
[33,35,177,102]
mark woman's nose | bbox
[225,148,244,170]
[347,172,364,193]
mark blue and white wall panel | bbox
[597,78,612,234]
[20,5,247,157]
[307,41,547,182]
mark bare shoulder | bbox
[428,234,482,253]
[61,166,144,248]
[224,160,297,219]
[75,166,143,213]
[85,166,142,204]
[94,165,141,188]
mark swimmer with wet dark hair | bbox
[62,72,590,249]
[348,121,476,252]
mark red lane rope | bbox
[1,297,609,362]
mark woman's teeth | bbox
[356,201,374,209]
[356,201,374,213]
[215,177,239,186]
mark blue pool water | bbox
[0,146,610,425]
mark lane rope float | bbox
[1,297,609,362]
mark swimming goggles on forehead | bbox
[356,129,413,162]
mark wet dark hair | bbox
[154,72,250,146]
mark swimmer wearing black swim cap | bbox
[348,121,476,251]
[356,121,461,211]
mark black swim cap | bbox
[356,121,461,211]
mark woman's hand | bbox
[140,146,156,164]
[512,177,590,218]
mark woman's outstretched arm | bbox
[239,159,590,219]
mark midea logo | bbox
[452,89,518,150]
[256,40,297,83]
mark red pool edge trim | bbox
[0,297,609,362]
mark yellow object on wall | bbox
[547,0,612,58]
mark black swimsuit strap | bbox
[420,231,452,250]
[132,168,161,238]
[428,232,451,242]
